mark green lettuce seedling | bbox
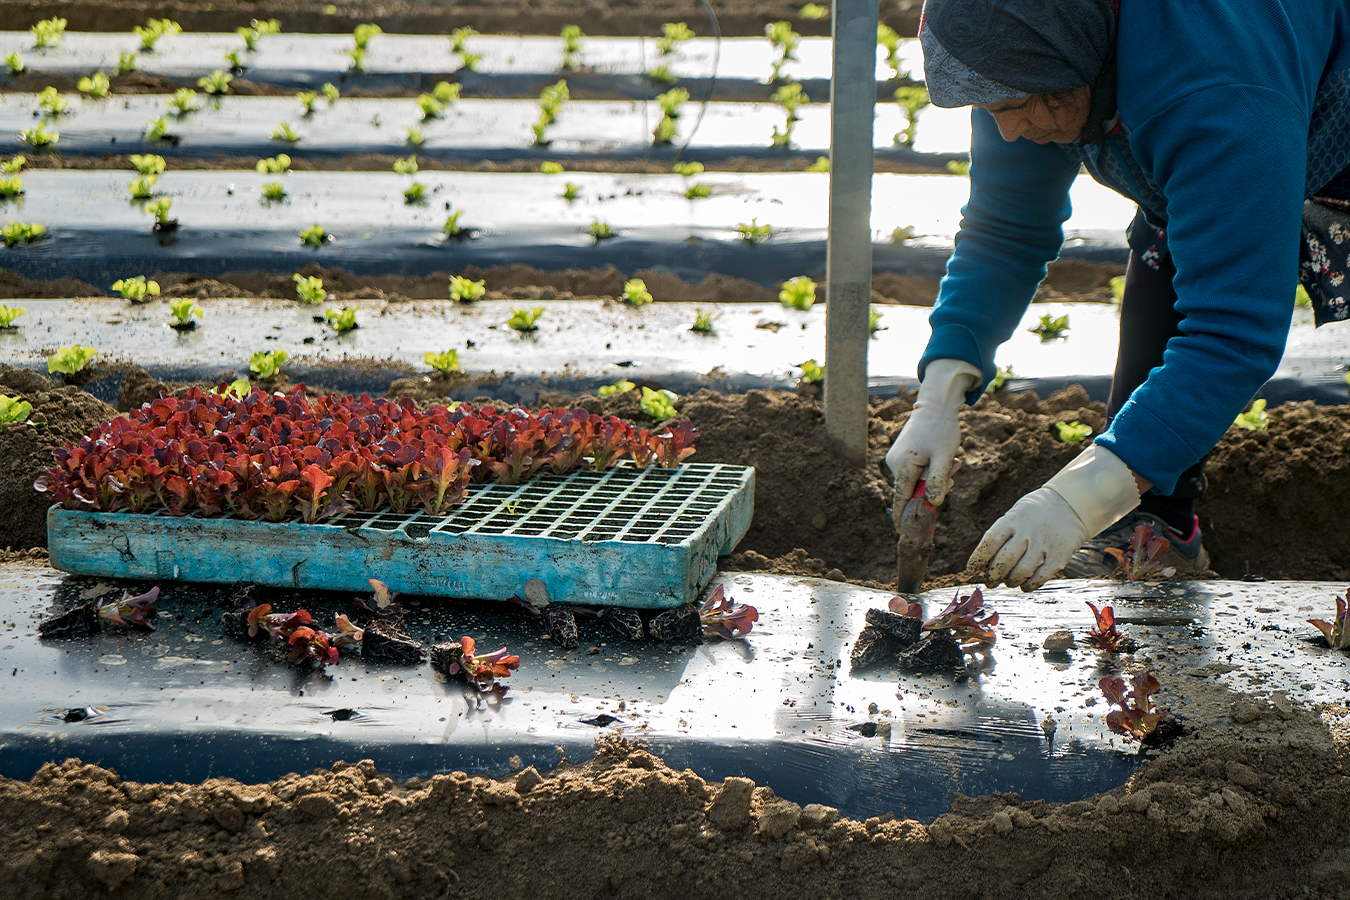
[146,198,172,225]
[249,349,288,379]
[807,155,829,172]
[540,161,564,174]
[237,17,280,51]
[657,22,695,55]
[590,220,613,240]
[1,221,45,245]
[130,154,166,176]
[508,307,545,332]
[432,81,460,104]
[353,23,382,49]
[765,21,801,81]
[297,91,319,114]
[424,349,462,373]
[116,52,136,74]
[640,386,678,420]
[299,224,327,247]
[261,181,286,202]
[1233,398,1268,431]
[0,176,23,199]
[321,83,340,103]
[47,344,98,375]
[31,18,67,49]
[986,364,1014,393]
[648,64,678,85]
[271,121,300,143]
[870,310,885,335]
[443,211,465,237]
[167,88,198,114]
[799,4,829,20]
[325,307,358,332]
[673,160,704,177]
[597,379,635,397]
[224,49,245,70]
[1296,284,1312,308]
[346,47,367,70]
[738,219,773,244]
[145,117,170,141]
[1029,313,1069,341]
[417,93,446,119]
[450,274,486,302]
[450,26,480,69]
[112,275,161,302]
[798,359,824,383]
[893,86,930,147]
[169,298,201,327]
[5,52,24,75]
[685,183,711,199]
[404,183,427,204]
[293,273,326,303]
[255,153,291,174]
[622,279,653,307]
[78,72,111,98]
[1055,420,1093,443]
[690,308,718,334]
[771,82,808,146]
[891,225,914,244]
[779,275,815,309]
[37,87,68,116]
[406,126,425,147]
[219,378,251,399]
[877,24,907,79]
[0,304,27,328]
[562,182,581,201]
[20,123,58,147]
[653,115,677,145]
[0,394,32,424]
[561,24,585,69]
[1111,275,1126,303]
[1,156,24,175]
[657,86,689,117]
[128,175,157,199]
[135,18,181,51]
[946,160,970,176]
[533,80,569,145]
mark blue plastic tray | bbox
[46,462,754,609]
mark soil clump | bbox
[3,711,1349,900]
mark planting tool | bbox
[895,478,937,593]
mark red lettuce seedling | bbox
[287,626,339,667]
[887,596,922,618]
[1084,601,1135,652]
[1309,589,1350,650]
[97,586,159,631]
[921,587,998,651]
[1100,671,1167,741]
[443,635,520,689]
[1103,524,1177,581]
[698,583,759,640]
[355,577,396,613]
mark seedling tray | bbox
[46,462,754,609]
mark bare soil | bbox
[0,0,922,38]
[4,706,1350,900]
[0,258,1121,307]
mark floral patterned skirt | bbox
[1301,197,1350,326]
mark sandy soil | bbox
[0,0,922,38]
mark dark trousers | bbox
[1105,251,1206,535]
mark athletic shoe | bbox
[1061,511,1209,579]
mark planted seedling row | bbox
[0,31,922,101]
[0,91,970,163]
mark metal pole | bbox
[824,0,877,465]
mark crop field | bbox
[2,4,1350,900]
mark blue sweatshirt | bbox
[919,1,1350,494]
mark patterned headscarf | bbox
[919,0,1118,113]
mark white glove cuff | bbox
[1043,444,1142,538]
[917,359,982,410]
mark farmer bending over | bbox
[887,0,1350,590]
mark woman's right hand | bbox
[885,359,982,507]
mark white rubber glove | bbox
[885,359,982,506]
[968,443,1142,591]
